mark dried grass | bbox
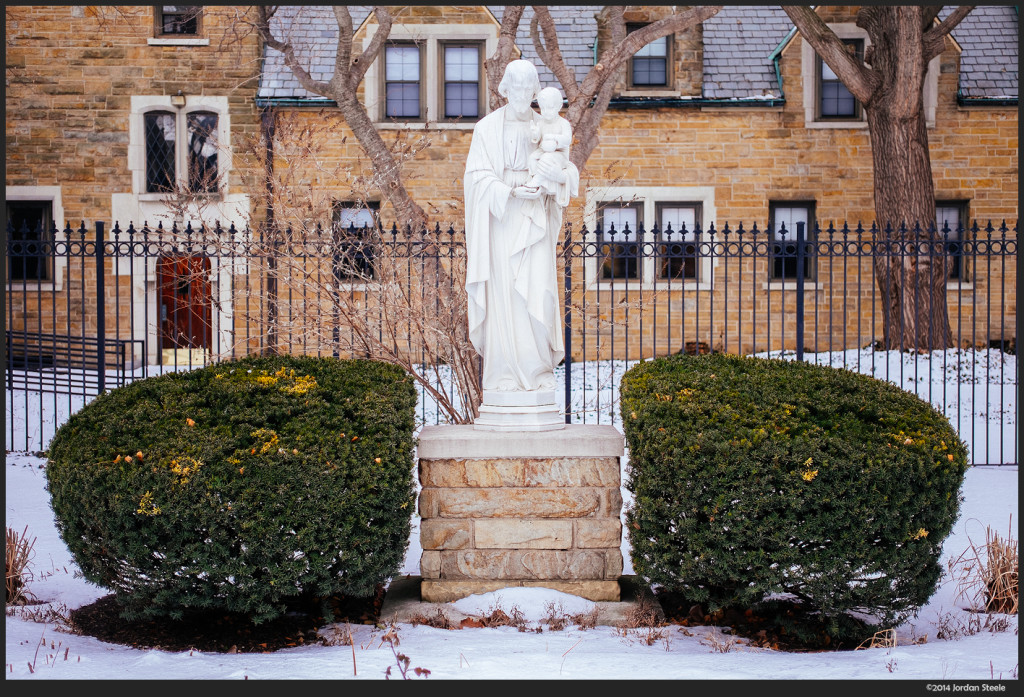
[949,516,1018,615]
[6,525,37,606]
[855,628,897,650]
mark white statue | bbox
[526,87,573,198]
[464,60,579,426]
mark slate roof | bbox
[941,5,1018,99]
[258,6,1018,103]
[702,6,793,99]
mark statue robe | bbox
[464,105,579,391]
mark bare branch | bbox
[920,6,943,28]
[783,5,879,104]
[923,6,974,62]
[577,6,719,100]
[531,6,581,101]
[350,7,394,87]
[485,5,525,111]
[256,6,332,98]
[332,6,354,81]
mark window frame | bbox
[815,38,864,121]
[626,23,673,90]
[768,201,817,282]
[331,200,381,282]
[655,202,703,281]
[4,186,66,291]
[364,24,498,129]
[801,24,941,129]
[133,96,228,200]
[382,41,427,122]
[154,5,203,37]
[5,200,54,283]
[597,201,643,281]
[439,41,484,122]
[936,200,970,282]
[584,186,716,290]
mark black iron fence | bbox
[5,218,1017,465]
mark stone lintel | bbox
[417,424,624,459]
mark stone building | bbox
[5,6,1018,366]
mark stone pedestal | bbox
[473,390,564,431]
[417,424,624,603]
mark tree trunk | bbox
[867,107,953,351]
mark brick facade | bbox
[5,6,1017,362]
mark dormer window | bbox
[816,39,863,119]
[384,43,423,119]
[365,22,496,128]
[627,24,672,89]
[442,43,482,119]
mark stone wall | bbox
[417,425,624,602]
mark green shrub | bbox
[621,353,968,637]
[46,355,417,624]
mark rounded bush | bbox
[621,353,968,635]
[46,355,417,623]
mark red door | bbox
[157,256,212,351]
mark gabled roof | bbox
[258,6,1018,104]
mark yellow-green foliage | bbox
[621,353,969,638]
[46,356,416,624]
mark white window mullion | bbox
[425,38,438,121]
[175,111,188,191]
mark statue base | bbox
[417,424,625,602]
[474,389,564,431]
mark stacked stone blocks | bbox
[417,425,624,603]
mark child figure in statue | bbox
[526,87,572,197]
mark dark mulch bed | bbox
[68,587,385,654]
[655,589,871,651]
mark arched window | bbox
[143,108,219,194]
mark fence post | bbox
[795,220,805,361]
[95,221,106,393]
[563,222,572,424]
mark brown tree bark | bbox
[529,6,721,172]
[255,6,427,231]
[782,5,973,350]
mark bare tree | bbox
[530,5,720,171]
[249,5,722,418]
[255,5,722,215]
[254,6,429,230]
[782,6,974,351]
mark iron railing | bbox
[5,218,1017,464]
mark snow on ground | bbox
[4,350,1018,682]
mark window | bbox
[598,202,642,280]
[384,43,423,119]
[5,200,53,281]
[656,203,702,280]
[366,25,494,126]
[155,5,202,36]
[442,43,482,119]
[627,24,671,89]
[769,202,816,281]
[586,186,715,287]
[936,201,968,280]
[144,109,219,194]
[332,202,380,280]
[816,39,863,119]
